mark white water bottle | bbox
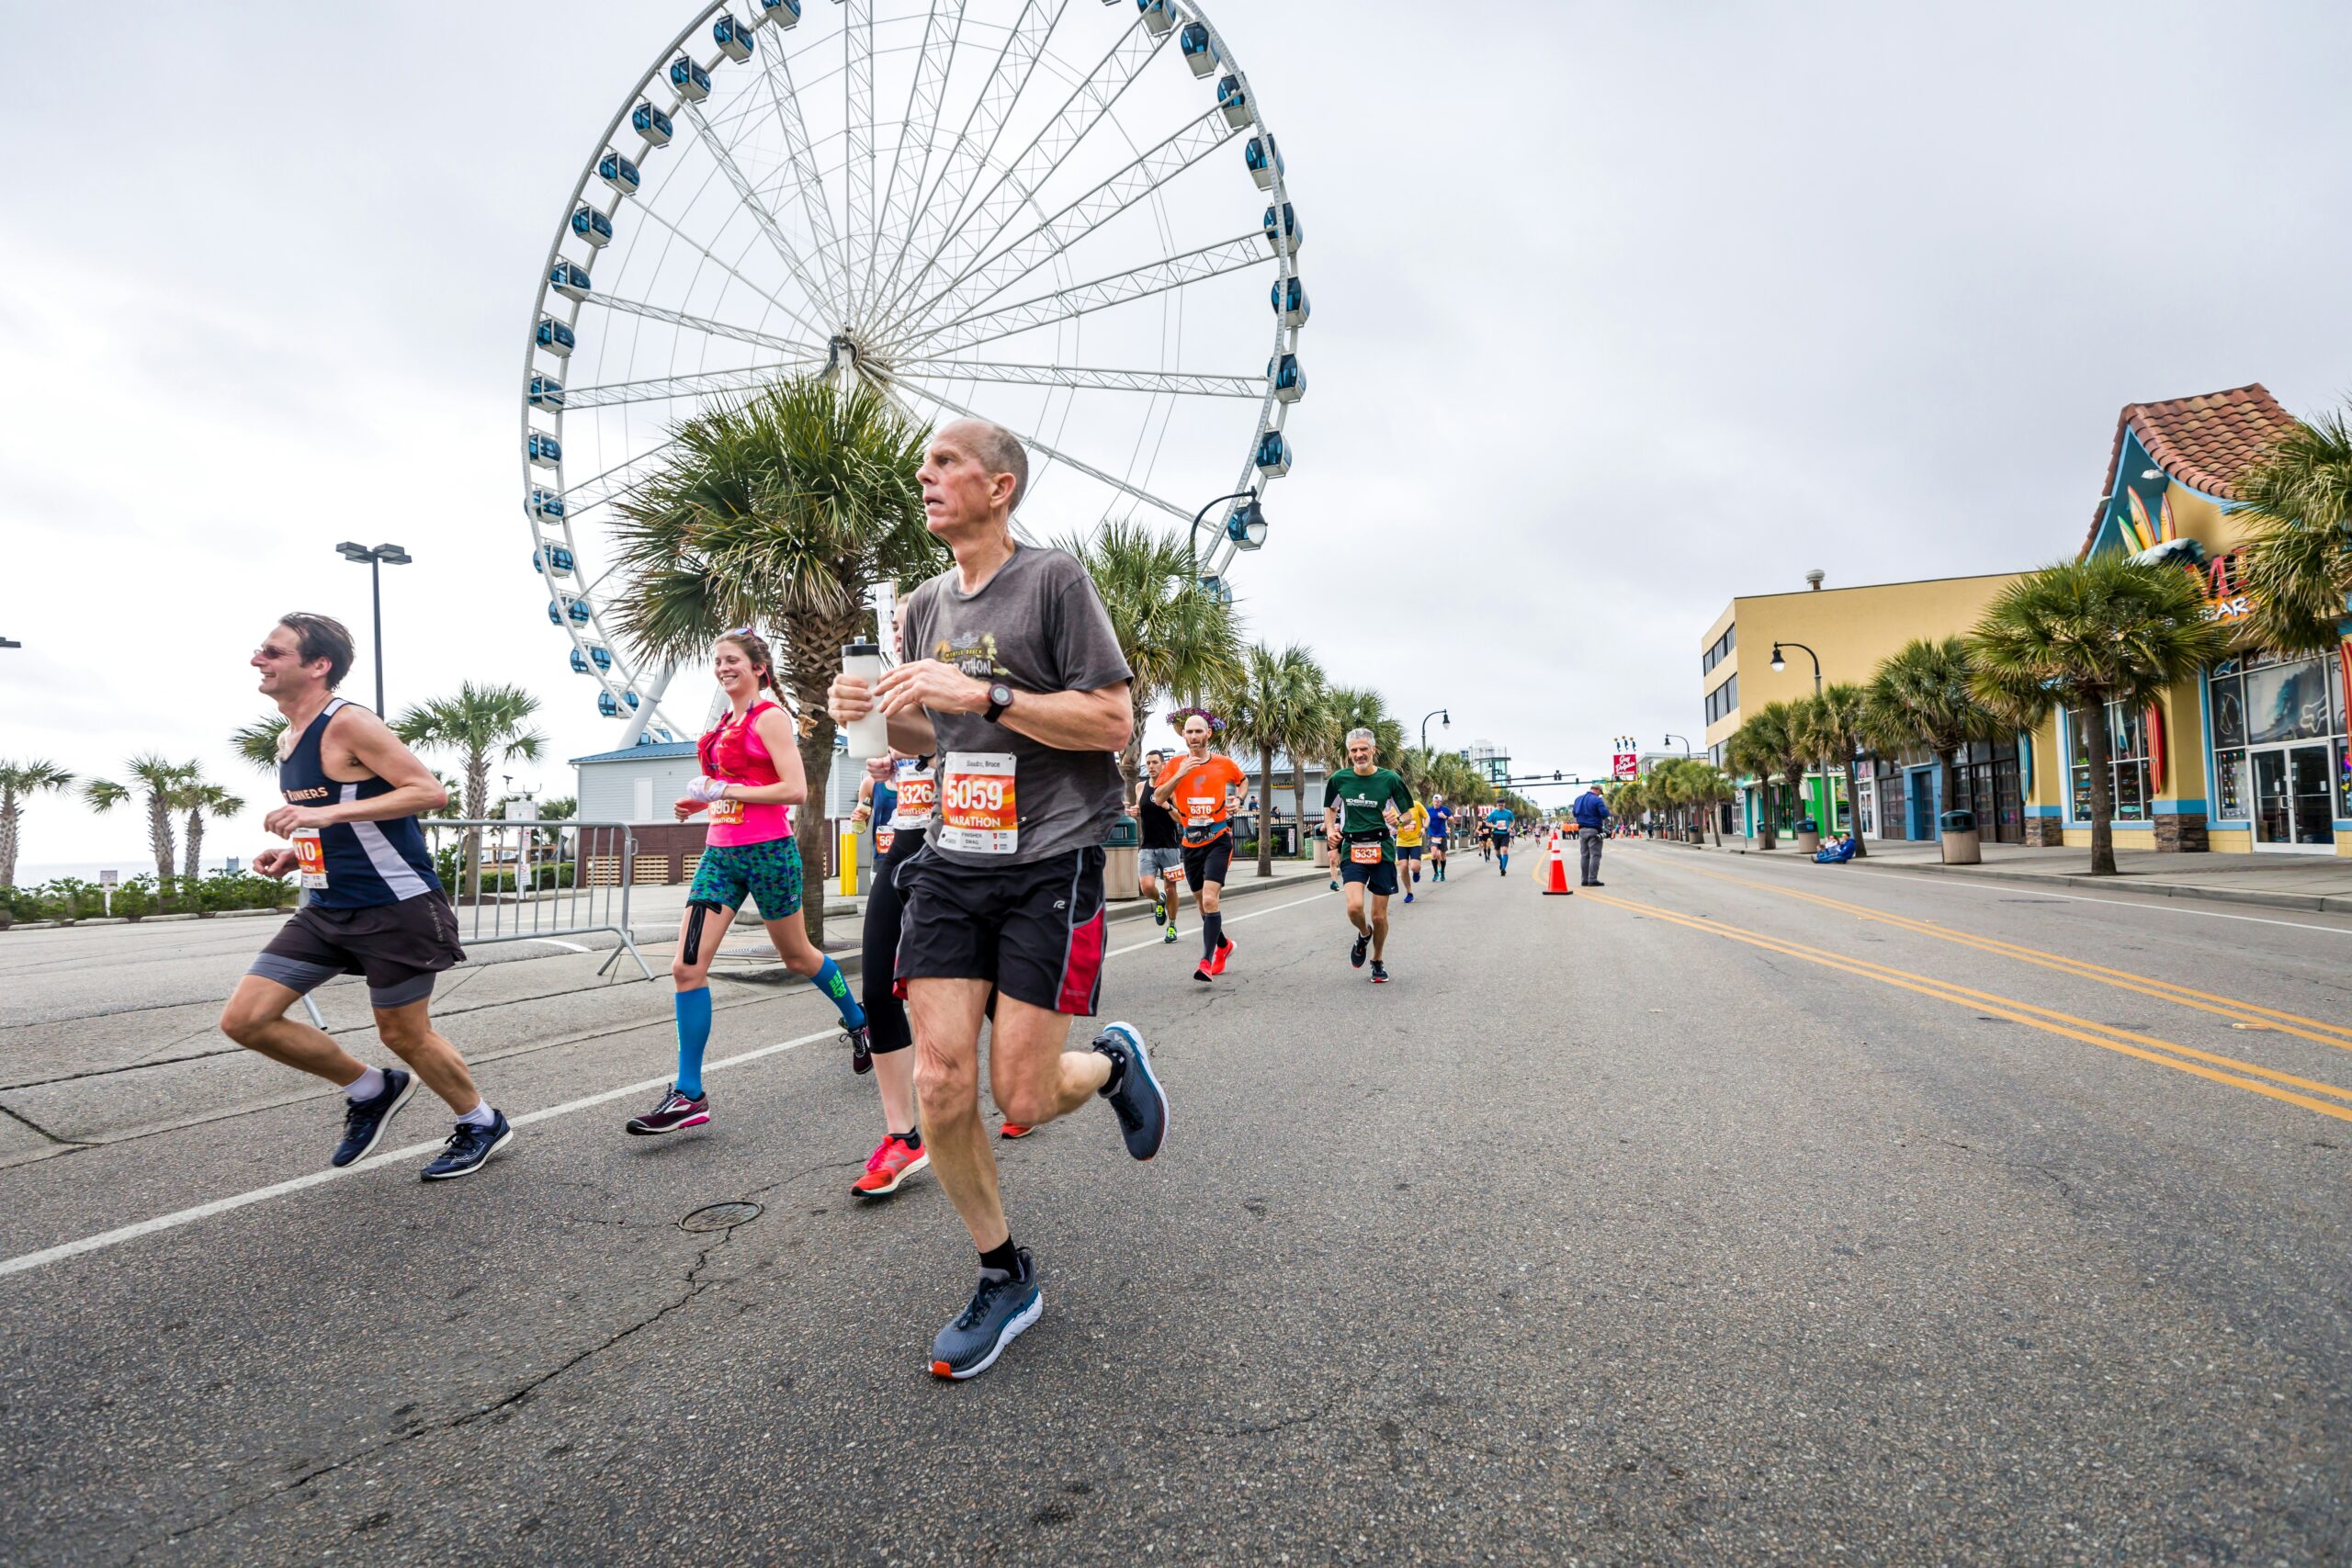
[842,641,888,761]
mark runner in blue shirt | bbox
[1425,795,1453,884]
[1485,806,1516,877]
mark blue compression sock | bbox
[673,986,713,1100]
[813,956,865,1029]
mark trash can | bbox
[1793,816,1821,855]
[1314,834,1332,868]
[1939,808,1981,865]
[1105,814,1142,900]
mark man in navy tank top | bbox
[219,614,514,1180]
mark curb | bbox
[1649,833,2352,916]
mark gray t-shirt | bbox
[899,544,1133,867]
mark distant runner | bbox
[1572,782,1611,886]
[1152,709,1247,982]
[1426,794,1453,883]
[827,418,1166,1381]
[1486,804,1516,876]
[220,613,511,1180]
[625,630,869,1139]
[1322,728,1414,984]
[1393,794,1429,904]
[1134,748,1184,946]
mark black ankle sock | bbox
[899,1126,922,1151]
[979,1237,1021,1277]
[1201,911,1223,961]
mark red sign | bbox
[1611,752,1637,780]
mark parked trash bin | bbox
[1313,833,1332,869]
[1939,808,1981,865]
[1105,814,1142,900]
[1793,816,1821,855]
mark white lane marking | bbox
[1826,865,2352,937]
[529,938,593,953]
[0,883,1337,1282]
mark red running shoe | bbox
[853,1134,929,1197]
[1207,938,1234,976]
[999,1122,1035,1140]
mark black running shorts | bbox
[1340,857,1399,897]
[248,892,466,1009]
[1181,834,1233,892]
[893,846,1108,1016]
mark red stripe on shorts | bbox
[1056,886,1107,1015]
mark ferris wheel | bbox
[522,0,1306,742]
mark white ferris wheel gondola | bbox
[522,1,1305,742]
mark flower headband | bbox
[1168,705,1225,733]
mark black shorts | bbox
[1396,843,1422,861]
[1340,855,1399,897]
[1181,834,1233,892]
[248,892,466,1009]
[893,846,1109,1016]
[860,828,929,1054]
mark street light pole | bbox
[1663,732,1694,757]
[1419,708,1450,752]
[1769,641,1828,832]
[338,543,413,715]
[1188,489,1268,573]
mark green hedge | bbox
[0,871,297,924]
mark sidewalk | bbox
[1654,834,2352,914]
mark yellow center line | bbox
[1580,889,2352,1125]
[1665,862,2352,1052]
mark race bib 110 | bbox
[292,828,329,889]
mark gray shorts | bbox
[1137,846,1184,878]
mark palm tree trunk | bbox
[1258,742,1275,878]
[0,796,18,888]
[1844,758,1867,858]
[1938,750,1961,846]
[463,756,492,903]
[148,795,176,908]
[1755,782,1776,850]
[2083,699,2117,875]
[183,808,205,886]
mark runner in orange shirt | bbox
[1152,709,1248,983]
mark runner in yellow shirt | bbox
[1393,798,1430,904]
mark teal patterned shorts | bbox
[690,837,805,922]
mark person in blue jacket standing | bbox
[1572,784,1611,886]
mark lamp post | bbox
[1663,733,1693,757]
[336,542,413,715]
[1419,708,1450,752]
[0,637,19,650]
[1188,489,1268,570]
[1769,641,1828,835]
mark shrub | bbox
[112,874,157,920]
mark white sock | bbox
[456,1101,495,1129]
[344,1065,387,1103]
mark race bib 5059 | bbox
[938,752,1018,855]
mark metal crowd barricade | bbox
[418,818,655,981]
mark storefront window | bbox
[2208,651,2348,840]
[2069,702,2150,823]
[2211,661,2247,819]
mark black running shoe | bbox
[1370,961,1389,984]
[625,1087,708,1136]
[421,1111,514,1180]
[1350,931,1370,968]
[1091,1021,1168,1161]
[931,1250,1042,1380]
[848,1022,874,1075]
[331,1067,416,1168]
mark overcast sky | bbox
[6,0,2348,871]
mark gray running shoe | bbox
[1092,1021,1168,1161]
[931,1250,1042,1380]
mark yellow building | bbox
[1699,571,2023,839]
[2018,384,2344,855]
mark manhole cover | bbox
[680,1201,763,1234]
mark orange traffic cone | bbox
[1542,830,1574,895]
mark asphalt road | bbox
[4,841,2349,1564]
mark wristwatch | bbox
[983,682,1015,723]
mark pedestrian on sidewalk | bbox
[1572,783,1611,886]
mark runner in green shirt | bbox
[1321,728,1415,984]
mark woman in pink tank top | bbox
[620,629,870,1139]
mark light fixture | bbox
[1223,494,1269,550]
[1770,643,1787,672]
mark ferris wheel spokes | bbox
[895,233,1263,361]
[884,377,1193,523]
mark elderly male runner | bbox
[829,419,1168,1381]
[220,614,512,1180]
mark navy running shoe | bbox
[1370,961,1390,985]
[331,1067,416,1168]
[421,1111,514,1181]
[1091,1021,1168,1161]
[931,1249,1042,1380]
[1350,931,1370,969]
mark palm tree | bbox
[607,374,940,943]
[1320,687,1404,773]
[1724,701,1799,850]
[1795,684,1874,857]
[1969,556,2229,875]
[1863,639,2000,846]
[85,755,189,904]
[0,760,75,889]
[1059,517,1243,795]
[230,716,288,773]
[2233,405,2352,656]
[1216,642,1326,875]
[173,775,246,885]
[395,683,545,903]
